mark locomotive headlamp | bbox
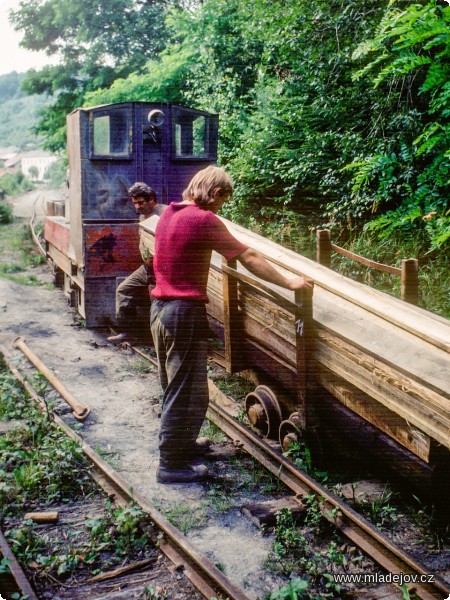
[147,109,165,128]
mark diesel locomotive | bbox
[44,102,218,327]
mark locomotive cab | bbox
[44,102,218,328]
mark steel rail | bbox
[206,401,450,600]
[128,343,450,599]
[126,343,449,599]
[1,345,250,600]
[0,528,39,600]
[29,192,46,257]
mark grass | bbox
[246,207,318,261]
[94,445,121,468]
[0,356,95,519]
[163,502,207,534]
[226,455,284,495]
[331,231,450,318]
[404,495,449,551]
[208,371,255,401]
[0,219,50,288]
[357,489,399,529]
[129,357,156,374]
[248,213,449,319]
[199,419,226,444]
[205,484,235,513]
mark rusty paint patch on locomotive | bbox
[85,224,141,278]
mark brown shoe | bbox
[156,464,209,483]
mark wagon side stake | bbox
[12,336,91,420]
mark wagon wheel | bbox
[279,412,303,453]
[245,385,282,439]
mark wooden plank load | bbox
[140,215,450,469]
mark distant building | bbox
[4,155,22,170]
[21,151,58,181]
[4,150,57,181]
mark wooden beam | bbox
[316,229,331,268]
[316,392,436,496]
[315,333,450,449]
[222,257,241,374]
[315,364,431,462]
[220,218,450,353]
[401,258,419,305]
[294,287,315,429]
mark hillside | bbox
[0,71,49,150]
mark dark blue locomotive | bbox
[44,102,218,327]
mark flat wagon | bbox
[140,216,450,501]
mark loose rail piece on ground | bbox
[12,336,91,420]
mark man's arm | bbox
[237,248,313,291]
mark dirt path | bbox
[8,185,55,219]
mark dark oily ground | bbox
[0,189,285,599]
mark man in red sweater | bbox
[151,166,313,483]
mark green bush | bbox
[0,171,33,198]
[0,200,13,224]
[44,156,68,188]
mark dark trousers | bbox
[150,299,209,468]
[116,264,154,331]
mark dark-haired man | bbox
[108,182,166,344]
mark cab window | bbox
[174,109,213,159]
[92,111,131,157]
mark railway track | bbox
[1,339,448,600]
[0,346,251,600]
[138,344,450,600]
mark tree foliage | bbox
[0,72,48,150]
[0,172,33,199]
[12,0,450,251]
[0,71,26,104]
[10,0,174,151]
[351,0,450,251]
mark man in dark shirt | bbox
[151,166,313,483]
[108,182,166,344]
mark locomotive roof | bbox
[68,102,217,116]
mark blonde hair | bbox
[182,166,233,209]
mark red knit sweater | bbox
[152,203,248,302]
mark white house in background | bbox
[20,150,58,181]
[4,150,58,181]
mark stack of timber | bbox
[140,215,450,489]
